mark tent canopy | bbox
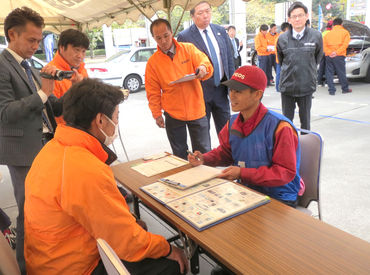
[0,0,226,34]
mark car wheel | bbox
[365,66,370,83]
[251,51,258,66]
[124,74,142,93]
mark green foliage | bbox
[246,0,275,33]
[86,28,103,58]
[212,1,230,26]
[312,0,346,29]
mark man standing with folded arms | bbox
[145,18,213,160]
[177,1,235,136]
[0,7,61,273]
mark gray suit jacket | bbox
[0,49,62,166]
[177,24,235,102]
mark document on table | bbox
[169,73,197,85]
[131,155,188,177]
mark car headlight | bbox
[346,53,362,62]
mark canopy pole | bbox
[173,0,190,35]
[128,0,153,22]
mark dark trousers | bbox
[0,208,11,231]
[275,63,281,92]
[164,113,211,160]
[325,56,349,93]
[269,54,277,80]
[7,165,30,275]
[204,84,230,135]
[317,56,326,85]
[92,257,181,275]
[281,93,312,131]
[258,55,272,83]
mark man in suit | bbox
[227,25,243,69]
[0,7,62,273]
[177,1,235,137]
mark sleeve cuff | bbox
[38,89,48,103]
[164,242,172,257]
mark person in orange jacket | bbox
[266,23,278,84]
[24,78,189,275]
[323,17,351,95]
[318,21,333,86]
[145,19,213,160]
[255,24,273,85]
[48,29,89,123]
[275,22,290,92]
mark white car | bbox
[0,44,46,70]
[86,47,156,92]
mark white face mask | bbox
[99,114,118,146]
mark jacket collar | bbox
[54,125,117,165]
[53,51,86,72]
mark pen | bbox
[187,150,200,161]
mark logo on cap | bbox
[233,72,245,79]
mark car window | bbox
[131,49,155,62]
[106,50,130,63]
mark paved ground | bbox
[1,78,369,274]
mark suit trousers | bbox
[281,93,312,131]
[7,165,30,275]
[164,113,211,160]
[205,84,230,135]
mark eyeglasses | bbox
[290,13,306,20]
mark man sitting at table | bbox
[188,65,304,208]
[24,79,188,275]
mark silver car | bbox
[344,20,370,82]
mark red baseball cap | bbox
[222,65,267,92]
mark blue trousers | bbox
[258,55,272,83]
[317,55,326,85]
[325,56,349,93]
[275,63,281,92]
[164,113,211,159]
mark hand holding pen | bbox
[187,150,204,166]
[195,65,207,79]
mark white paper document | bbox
[169,73,197,85]
[131,155,188,177]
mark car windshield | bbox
[105,50,130,63]
[349,38,370,48]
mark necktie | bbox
[296,33,301,40]
[20,60,53,133]
[232,38,238,59]
[204,29,220,86]
[166,51,174,60]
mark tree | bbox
[246,0,275,33]
[86,28,103,58]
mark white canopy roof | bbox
[1,0,226,34]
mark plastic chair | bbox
[0,233,20,275]
[296,129,323,220]
[97,238,130,275]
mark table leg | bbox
[190,247,200,274]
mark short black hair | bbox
[63,79,125,130]
[58,29,90,50]
[333,18,343,26]
[288,1,308,17]
[270,23,276,29]
[227,25,236,31]
[306,19,311,26]
[190,1,211,16]
[150,18,172,36]
[4,6,44,42]
[281,22,290,32]
[260,24,269,32]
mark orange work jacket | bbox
[24,125,170,275]
[145,39,213,121]
[48,52,88,124]
[323,25,350,57]
[255,32,270,56]
[266,32,278,55]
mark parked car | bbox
[0,44,46,70]
[245,34,257,66]
[343,20,370,82]
[86,47,156,93]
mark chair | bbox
[296,130,323,220]
[96,238,130,275]
[0,232,20,275]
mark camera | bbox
[40,70,74,81]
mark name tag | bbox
[304,42,315,46]
[238,161,246,168]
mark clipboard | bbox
[169,73,197,85]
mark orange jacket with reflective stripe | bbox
[145,39,213,121]
[48,52,88,124]
[24,125,170,275]
[255,32,270,56]
[323,25,350,56]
